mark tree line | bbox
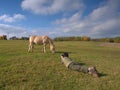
[9,36,29,40]
[0,35,120,43]
[54,36,120,43]
[54,36,91,41]
[92,37,120,43]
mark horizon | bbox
[1,34,120,39]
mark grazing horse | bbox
[28,35,55,53]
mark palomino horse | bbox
[28,36,55,53]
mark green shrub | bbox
[114,37,120,43]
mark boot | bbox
[88,67,99,77]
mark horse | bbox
[28,35,55,53]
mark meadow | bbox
[0,40,120,90]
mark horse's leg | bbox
[31,43,34,52]
[43,43,46,53]
[28,42,34,52]
[28,43,31,52]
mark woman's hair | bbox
[62,52,69,57]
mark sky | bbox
[0,0,120,38]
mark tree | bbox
[81,36,91,41]
[0,35,7,40]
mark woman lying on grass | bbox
[61,52,100,77]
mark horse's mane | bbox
[48,37,54,45]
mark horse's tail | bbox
[29,36,36,43]
[28,36,36,52]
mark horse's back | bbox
[29,35,51,43]
[29,36,44,44]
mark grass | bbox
[0,40,120,90]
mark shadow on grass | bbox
[55,51,72,54]
[99,73,108,77]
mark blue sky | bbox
[0,0,120,38]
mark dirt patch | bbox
[99,43,120,48]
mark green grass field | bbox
[0,40,120,90]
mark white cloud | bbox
[53,0,120,38]
[21,0,84,15]
[0,14,25,23]
[88,0,120,21]
[55,12,81,25]
[0,24,57,38]
[0,24,28,38]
